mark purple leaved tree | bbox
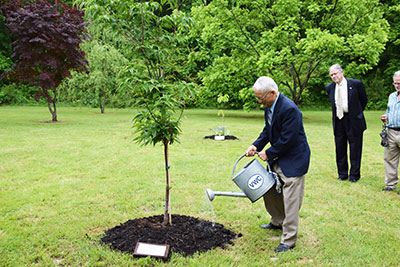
[1,0,88,121]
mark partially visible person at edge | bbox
[326,64,368,183]
[380,70,400,194]
[245,76,310,253]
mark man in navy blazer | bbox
[326,64,367,183]
[245,76,310,253]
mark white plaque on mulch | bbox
[134,242,169,258]
[214,135,225,140]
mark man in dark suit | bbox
[245,76,310,253]
[326,64,368,183]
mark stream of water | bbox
[204,191,216,227]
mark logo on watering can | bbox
[247,174,264,190]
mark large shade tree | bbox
[1,0,88,121]
[357,0,400,110]
[78,0,194,226]
[0,11,11,75]
[61,40,129,113]
[57,15,134,109]
[0,9,13,102]
[190,0,389,107]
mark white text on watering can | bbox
[247,174,264,190]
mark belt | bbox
[389,127,400,131]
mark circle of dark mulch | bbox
[100,214,239,257]
[204,135,238,140]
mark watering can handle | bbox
[233,153,272,177]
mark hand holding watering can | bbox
[245,145,267,161]
[245,145,281,194]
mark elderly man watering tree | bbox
[245,76,310,253]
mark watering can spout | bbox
[205,189,246,201]
[206,189,215,201]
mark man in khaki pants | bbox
[245,76,310,253]
[381,70,400,194]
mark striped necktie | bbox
[268,108,272,125]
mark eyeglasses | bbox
[255,91,270,101]
[393,82,400,86]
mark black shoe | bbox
[338,177,348,181]
[349,178,358,183]
[397,191,400,194]
[260,222,282,230]
[274,243,294,253]
[382,187,394,191]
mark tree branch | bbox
[323,0,339,30]
[102,5,157,79]
[228,8,260,57]
[145,102,161,124]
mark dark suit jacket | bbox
[326,78,368,136]
[253,93,311,177]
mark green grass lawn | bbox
[0,106,399,266]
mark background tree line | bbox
[1,0,399,111]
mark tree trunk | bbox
[47,90,57,122]
[101,67,107,114]
[51,101,57,121]
[162,139,172,226]
[98,95,104,114]
[101,90,106,114]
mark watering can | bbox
[206,153,279,203]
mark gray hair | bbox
[253,76,278,93]
[329,64,343,73]
[394,71,400,79]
